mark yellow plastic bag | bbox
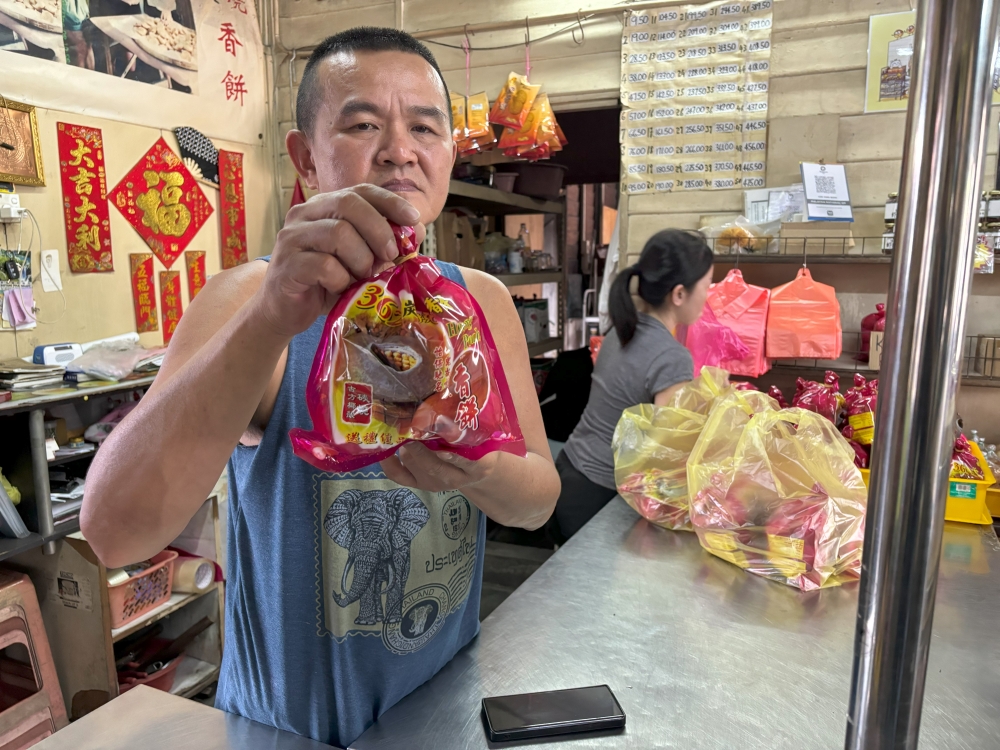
[612,367,731,530]
[688,395,867,591]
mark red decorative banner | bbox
[219,149,248,269]
[110,138,213,269]
[129,253,158,333]
[160,271,183,344]
[57,123,113,273]
[185,251,207,300]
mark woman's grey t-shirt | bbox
[563,314,693,489]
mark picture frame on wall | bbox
[0,97,44,187]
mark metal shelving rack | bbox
[445,180,567,357]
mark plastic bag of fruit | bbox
[612,367,730,531]
[289,223,525,472]
[688,392,867,591]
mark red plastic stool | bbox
[0,571,68,748]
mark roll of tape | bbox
[172,559,214,593]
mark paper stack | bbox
[0,359,65,392]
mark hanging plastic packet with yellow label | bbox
[490,71,541,130]
[450,91,467,142]
[465,92,491,139]
[458,130,496,157]
[498,93,547,151]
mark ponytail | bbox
[608,229,713,347]
[609,266,641,346]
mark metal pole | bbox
[845,1,1000,748]
[28,409,56,555]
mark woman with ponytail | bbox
[550,229,713,542]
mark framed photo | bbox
[0,98,44,186]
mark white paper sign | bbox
[801,162,853,221]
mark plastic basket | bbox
[859,442,996,525]
[108,550,178,629]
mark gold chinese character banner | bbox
[218,149,248,269]
[619,0,773,195]
[130,253,159,333]
[109,137,214,268]
[186,250,207,299]
[58,123,113,273]
[160,270,183,344]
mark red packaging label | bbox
[342,382,373,425]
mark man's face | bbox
[288,50,456,224]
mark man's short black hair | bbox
[295,27,450,135]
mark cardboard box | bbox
[779,222,855,256]
[869,331,885,371]
[976,335,998,377]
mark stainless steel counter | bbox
[35,685,335,750]
[352,499,1000,749]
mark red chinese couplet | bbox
[160,271,183,344]
[185,250,206,300]
[57,123,113,273]
[110,137,213,269]
[129,253,158,333]
[218,149,248,269]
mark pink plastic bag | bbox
[678,305,750,375]
[766,268,842,359]
[705,269,771,377]
[289,223,526,472]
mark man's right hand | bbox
[251,184,423,338]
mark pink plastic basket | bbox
[108,550,178,629]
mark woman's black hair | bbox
[609,229,713,346]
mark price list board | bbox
[619,0,774,195]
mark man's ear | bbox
[286,129,320,191]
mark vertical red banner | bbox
[160,271,183,344]
[129,253,158,332]
[219,150,248,269]
[185,251,207,300]
[57,123,113,273]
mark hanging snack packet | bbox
[457,130,496,157]
[791,371,844,424]
[465,92,491,139]
[450,91,467,142]
[842,374,878,445]
[290,223,526,473]
[498,94,548,151]
[490,72,541,129]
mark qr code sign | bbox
[814,175,837,194]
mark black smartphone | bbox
[482,685,626,743]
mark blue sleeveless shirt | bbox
[217,261,485,748]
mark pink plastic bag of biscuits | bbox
[290,223,526,472]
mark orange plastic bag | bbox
[705,269,771,377]
[765,268,842,359]
[490,72,541,129]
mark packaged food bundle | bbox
[449,91,466,142]
[500,94,561,161]
[842,374,878,446]
[490,72,541,129]
[765,268,842,359]
[767,385,789,408]
[676,304,750,376]
[859,303,886,362]
[791,371,844,424]
[689,401,867,591]
[612,367,731,530]
[289,223,526,472]
[457,130,496,157]
[465,92,491,139]
[951,434,985,481]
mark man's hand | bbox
[380,443,499,493]
[251,184,425,338]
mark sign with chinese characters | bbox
[110,138,213,269]
[160,271,183,344]
[619,0,774,195]
[185,251,207,299]
[129,253,159,333]
[218,150,248,269]
[57,123,113,273]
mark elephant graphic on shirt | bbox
[324,487,429,626]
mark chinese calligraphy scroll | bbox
[218,149,248,269]
[57,123,113,273]
[160,270,183,344]
[130,253,159,332]
[109,138,213,269]
[185,250,207,299]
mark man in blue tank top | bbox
[82,27,560,748]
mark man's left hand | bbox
[380,443,498,493]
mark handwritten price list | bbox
[620,0,773,194]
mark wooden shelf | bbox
[112,586,215,643]
[527,338,563,357]
[492,271,563,287]
[0,375,155,415]
[446,180,563,215]
[714,254,892,265]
